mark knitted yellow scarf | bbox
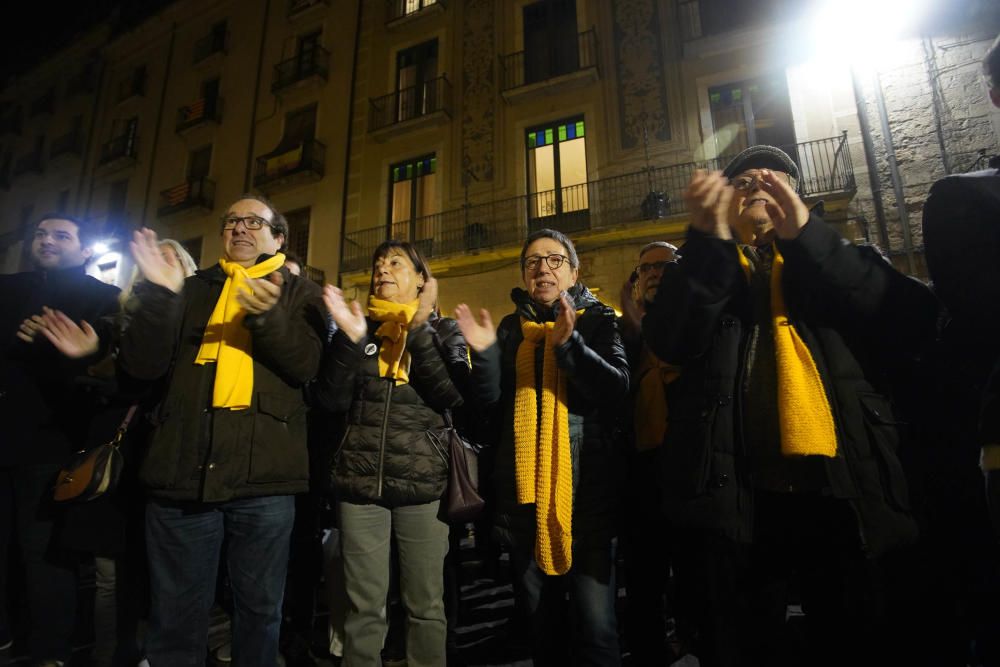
[634,343,680,451]
[195,253,286,410]
[367,296,419,385]
[514,318,573,575]
[738,246,837,457]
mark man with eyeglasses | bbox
[118,195,326,667]
[642,146,938,665]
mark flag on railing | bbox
[182,98,207,122]
[165,181,191,206]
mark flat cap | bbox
[722,145,799,181]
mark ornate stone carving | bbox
[461,0,496,182]
[611,0,671,150]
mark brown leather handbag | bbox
[53,405,137,503]
[442,411,485,523]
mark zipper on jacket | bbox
[375,379,394,498]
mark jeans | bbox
[0,464,77,664]
[144,495,294,667]
[338,500,449,667]
[510,532,620,667]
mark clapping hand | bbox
[454,304,496,352]
[323,285,367,343]
[683,169,734,240]
[36,307,99,358]
[237,272,283,315]
[130,228,186,293]
[552,292,577,346]
[412,277,438,326]
[762,169,809,240]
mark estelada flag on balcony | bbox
[265,145,302,174]
[183,98,206,122]
[165,181,191,206]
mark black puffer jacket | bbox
[317,315,470,507]
[642,216,939,556]
[118,261,326,502]
[473,284,629,547]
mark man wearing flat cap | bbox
[642,146,939,666]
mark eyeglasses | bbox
[524,254,569,271]
[636,260,673,275]
[221,214,272,231]
[729,171,794,192]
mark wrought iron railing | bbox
[176,96,223,132]
[499,28,598,92]
[50,129,83,159]
[340,134,855,273]
[99,133,138,165]
[254,138,326,188]
[369,75,452,132]
[386,0,443,23]
[158,177,215,217]
[272,47,329,92]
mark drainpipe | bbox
[244,0,272,191]
[141,23,177,228]
[79,56,108,216]
[873,70,916,275]
[850,65,890,250]
[336,0,364,288]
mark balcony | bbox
[176,96,223,133]
[98,133,138,170]
[157,177,215,218]
[677,0,799,54]
[288,0,329,19]
[254,138,325,192]
[67,64,98,97]
[12,151,43,179]
[50,129,83,161]
[386,0,446,27]
[193,32,227,64]
[500,28,599,103]
[272,47,329,95]
[117,72,146,104]
[368,75,452,141]
[29,89,55,118]
[340,134,855,273]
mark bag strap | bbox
[442,408,454,430]
[109,404,139,448]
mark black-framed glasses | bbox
[636,260,673,275]
[221,214,272,231]
[524,254,569,271]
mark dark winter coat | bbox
[316,314,470,507]
[473,283,630,547]
[0,265,120,466]
[642,216,939,557]
[117,261,326,502]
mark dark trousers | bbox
[0,463,78,663]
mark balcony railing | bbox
[99,133,138,166]
[288,0,330,18]
[341,134,855,273]
[176,96,223,132]
[193,32,227,64]
[386,0,444,24]
[500,28,598,92]
[50,129,83,159]
[272,47,329,93]
[254,138,326,189]
[158,177,215,217]
[29,89,55,117]
[12,151,43,178]
[369,75,452,132]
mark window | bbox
[708,73,795,159]
[522,0,579,84]
[188,145,212,180]
[284,207,311,261]
[401,0,437,16]
[297,31,322,76]
[209,21,227,50]
[202,78,221,110]
[118,65,147,101]
[388,155,437,243]
[108,179,128,221]
[395,40,438,122]
[526,117,588,220]
[284,105,317,146]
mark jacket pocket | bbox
[248,392,309,484]
[858,392,910,511]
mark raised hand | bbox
[37,307,100,358]
[323,285,367,343]
[619,276,643,339]
[130,228,186,293]
[16,314,46,343]
[454,303,496,352]
[238,271,283,315]
[683,169,734,240]
[552,292,577,346]
[412,277,438,326]
[762,169,810,240]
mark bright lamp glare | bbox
[808,0,927,68]
[92,241,111,255]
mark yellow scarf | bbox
[195,253,286,410]
[738,246,838,457]
[514,318,573,575]
[367,297,419,385]
[634,343,680,451]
